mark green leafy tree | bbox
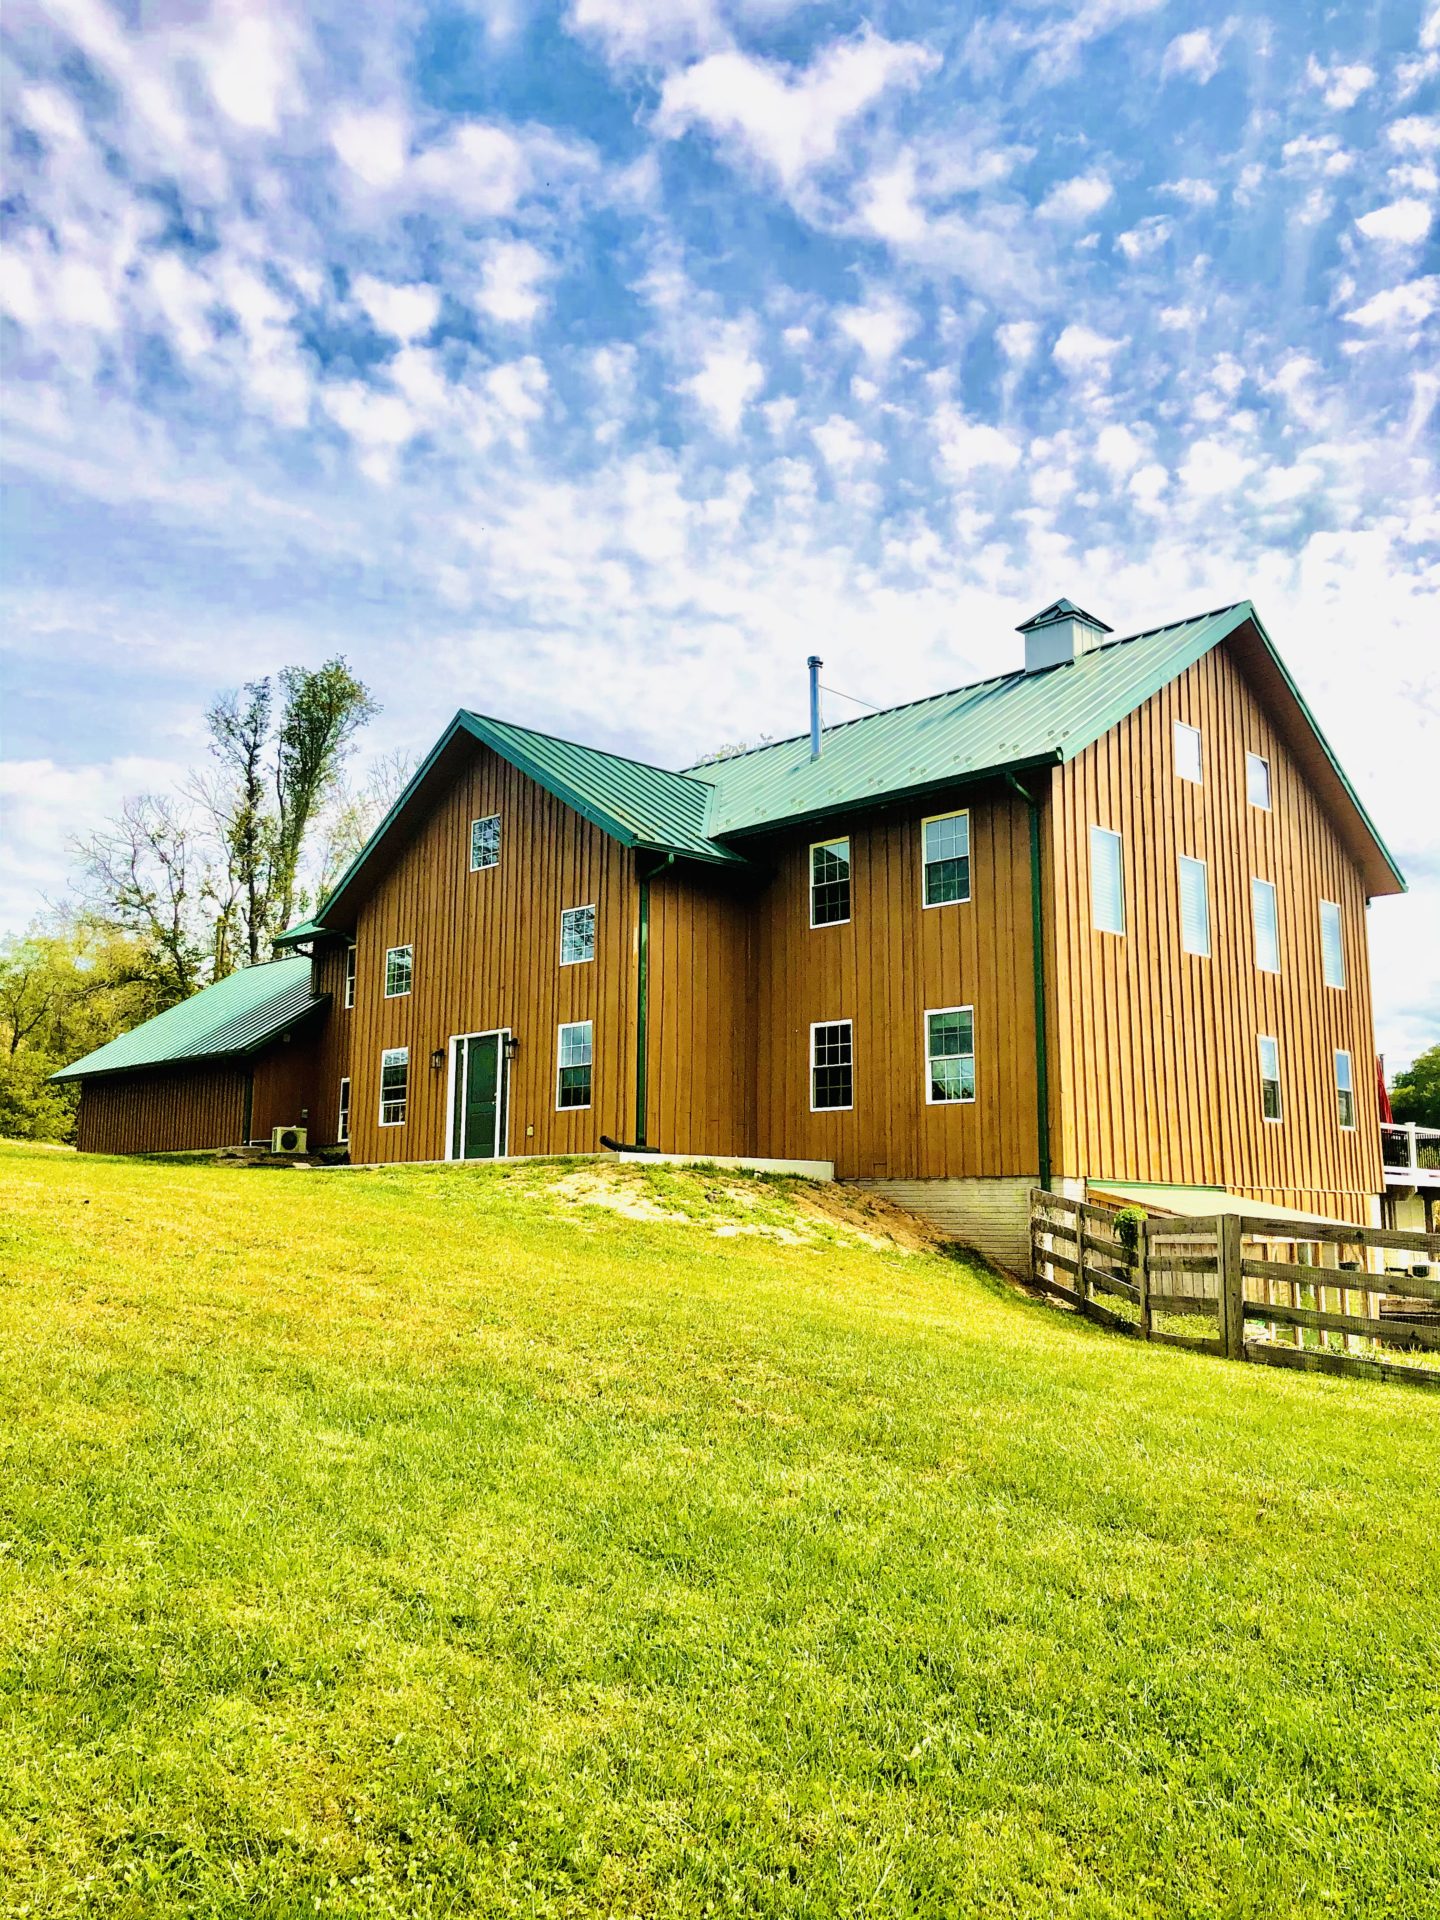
[1391,1044,1440,1129]
[0,924,160,1142]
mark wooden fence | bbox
[1029,1190,1440,1391]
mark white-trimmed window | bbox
[1252,879,1280,973]
[1258,1034,1282,1123]
[922,810,971,907]
[470,814,501,871]
[1335,1049,1356,1130]
[560,904,595,966]
[556,1021,593,1110]
[379,1048,408,1127]
[809,838,851,927]
[1090,826,1125,935]
[343,943,356,1009]
[1247,752,1271,810]
[1320,900,1346,991]
[384,944,413,998]
[925,1007,975,1104]
[1179,855,1211,958]
[1174,722,1202,785]
[810,1021,853,1111]
[337,1076,351,1145]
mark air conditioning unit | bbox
[271,1126,307,1154]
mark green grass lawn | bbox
[1,1139,1437,1919]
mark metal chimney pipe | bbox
[808,655,823,760]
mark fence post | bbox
[1219,1213,1245,1361]
[1075,1205,1087,1310]
[1136,1217,1152,1340]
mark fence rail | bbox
[1029,1190,1440,1392]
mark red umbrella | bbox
[1377,1056,1393,1124]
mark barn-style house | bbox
[55,599,1404,1269]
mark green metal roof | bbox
[51,957,326,1083]
[308,597,1403,929]
[691,604,1252,837]
[461,713,742,865]
[273,917,325,949]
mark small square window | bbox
[1174,722,1202,784]
[922,811,971,907]
[384,944,413,998]
[379,1048,408,1127]
[556,1020,593,1110]
[1258,1034,1282,1123]
[926,1007,975,1104]
[1247,753,1271,810]
[809,839,851,927]
[470,814,501,871]
[560,905,595,966]
[810,1021,853,1111]
[1335,1049,1355,1130]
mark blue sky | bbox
[2,0,1438,1066]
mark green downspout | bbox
[1006,775,1052,1192]
[635,853,675,1147]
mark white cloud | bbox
[52,258,120,332]
[475,240,553,327]
[1179,439,1254,497]
[811,415,875,471]
[1053,324,1125,373]
[565,0,725,65]
[330,107,410,190]
[836,294,916,366]
[854,155,927,244]
[996,320,1040,365]
[21,86,85,144]
[201,9,302,134]
[1095,424,1145,474]
[1387,116,1440,154]
[1306,56,1376,112]
[1161,177,1220,209]
[683,326,765,436]
[1161,29,1221,83]
[1116,216,1174,260]
[1355,200,1434,246]
[933,410,1021,477]
[1036,171,1113,222]
[1344,277,1440,330]
[655,31,938,190]
[411,122,532,215]
[485,357,548,424]
[352,276,441,342]
[1129,462,1168,510]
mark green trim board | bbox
[51,958,327,1083]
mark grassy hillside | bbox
[1,1140,1437,1918]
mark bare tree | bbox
[73,795,210,1005]
[205,678,274,967]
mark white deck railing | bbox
[1381,1122,1440,1185]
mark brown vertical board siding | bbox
[300,940,353,1147]
[250,1033,325,1142]
[338,743,639,1166]
[645,866,757,1155]
[1046,640,1384,1215]
[747,786,1038,1178]
[75,1065,247,1155]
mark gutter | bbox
[635,853,675,1146]
[1006,774,1052,1192]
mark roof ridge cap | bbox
[465,709,714,791]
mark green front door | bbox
[452,1033,505,1161]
